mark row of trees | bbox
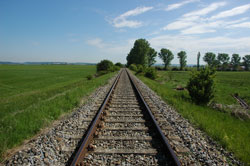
[126,38,250,71]
[203,52,250,71]
[126,39,187,70]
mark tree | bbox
[217,53,229,70]
[187,67,215,105]
[203,52,216,68]
[177,51,187,71]
[158,48,174,70]
[96,60,114,72]
[197,52,201,71]
[231,54,241,71]
[243,55,250,71]
[126,39,150,66]
[115,62,123,67]
[147,47,157,67]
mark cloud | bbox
[229,22,250,28]
[163,2,226,32]
[181,25,217,34]
[183,2,226,17]
[112,6,153,28]
[165,0,199,11]
[211,4,250,20]
[163,20,195,30]
[162,2,250,34]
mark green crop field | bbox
[0,65,116,161]
[138,71,250,165]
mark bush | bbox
[145,67,157,80]
[110,65,120,72]
[172,67,179,71]
[97,60,113,72]
[129,64,137,71]
[86,74,93,80]
[136,64,145,74]
[187,67,215,105]
[155,66,163,71]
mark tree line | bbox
[126,38,250,71]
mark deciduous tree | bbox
[243,55,250,71]
[126,39,150,66]
[158,48,174,70]
[231,54,241,71]
[203,52,216,68]
[217,53,229,70]
[147,48,157,67]
[177,51,187,71]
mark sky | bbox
[1,0,250,64]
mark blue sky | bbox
[1,0,250,64]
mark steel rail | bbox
[70,68,181,165]
[70,70,122,166]
[126,69,181,166]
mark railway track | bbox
[70,69,180,165]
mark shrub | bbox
[129,64,137,71]
[187,67,215,105]
[172,67,179,71]
[136,64,145,74]
[145,67,157,80]
[86,74,93,80]
[155,66,163,71]
[110,65,120,72]
[97,60,113,72]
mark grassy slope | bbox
[0,65,116,160]
[138,71,250,165]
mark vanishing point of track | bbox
[70,69,181,165]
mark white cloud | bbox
[112,6,153,28]
[229,22,250,28]
[163,2,226,32]
[181,25,216,34]
[163,20,195,30]
[165,0,199,11]
[211,4,250,20]
[183,2,226,17]
[162,2,250,34]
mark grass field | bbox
[0,65,116,161]
[138,71,250,165]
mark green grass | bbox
[0,65,116,161]
[138,71,250,165]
